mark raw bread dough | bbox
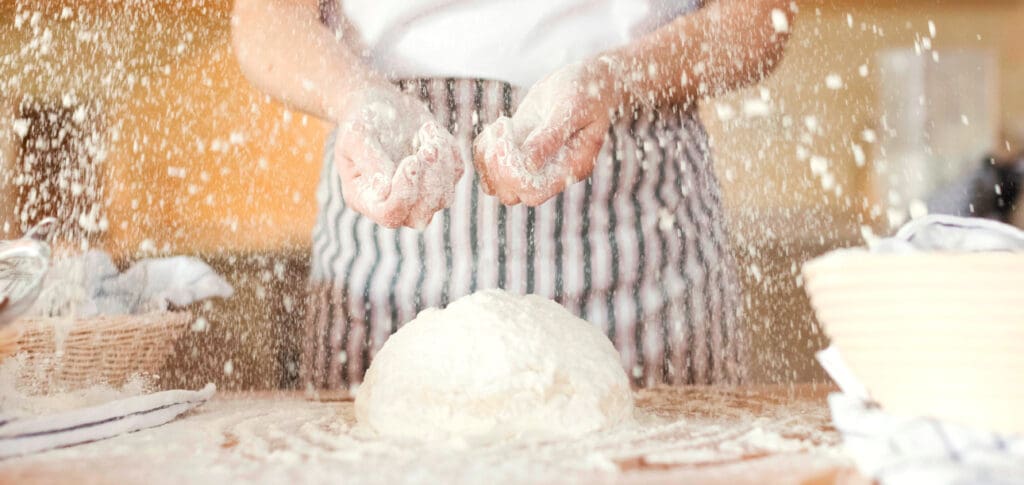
[355,289,634,443]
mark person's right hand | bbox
[472,62,613,207]
[333,85,464,229]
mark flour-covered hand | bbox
[335,85,464,229]
[473,62,617,207]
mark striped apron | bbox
[302,79,746,391]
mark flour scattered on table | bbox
[0,387,848,484]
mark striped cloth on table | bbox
[302,79,745,391]
[0,384,215,459]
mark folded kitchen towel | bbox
[0,383,215,459]
[817,348,1024,485]
[870,214,1024,253]
[828,393,1024,485]
[97,256,235,315]
[31,251,233,318]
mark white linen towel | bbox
[0,383,215,459]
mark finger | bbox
[342,173,399,227]
[404,207,438,231]
[414,142,460,216]
[416,121,445,162]
[416,130,458,189]
[403,181,447,225]
[564,121,606,182]
[431,172,458,210]
[338,122,395,178]
[357,172,394,206]
[521,126,565,172]
[450,139,467,182]
[339,179,372,219]
[519,121,605,208]
[495,182,522,206]
[338,144,400,218]
[371,157,422,228]
[404,204,434,230]
[407,183,450,229]
[472,138,497,196]
[434,147,464,209]
[369,193,412,229]
[338,144,391,213]
[522,190,557,207]
[498,193,521,206]
[403,193,442,230]
[489,166,523,206]
[519,170,565,207]
[473,118,516,195]
[442,175,459,207]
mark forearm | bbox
[231,0,382,121]
[602,0,795,109]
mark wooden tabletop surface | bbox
[1,384,870,485]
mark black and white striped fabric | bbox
[0,384,215,459]
[302,79,745,390]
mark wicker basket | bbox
[5,311,192,393]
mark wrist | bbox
[326,71,390,122]
[592,54,653,113]
[582,57,623,110]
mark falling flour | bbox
[355,289,634,443]
[0,355,150,419]
[475,118,569,192]
[474,64,587,192]
[348,91,463,229]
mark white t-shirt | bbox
[340,0,701,87]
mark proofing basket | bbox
[4,311,191,393]
[802,249,1024,434]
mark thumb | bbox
[521,127,563,172]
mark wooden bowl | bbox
[803,249,1024,433]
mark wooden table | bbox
[1,384,868,485]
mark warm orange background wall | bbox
[0,1,328,257]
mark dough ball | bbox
[355,289,634,443]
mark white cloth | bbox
[341,0,700,87]
[30,252,234,318]
[870,215,1024,253]
[817,348,1024,485]
[0,384,215,459]
[829,393,1024,485]
[97,256,235,315]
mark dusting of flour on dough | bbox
[355,289,634,443]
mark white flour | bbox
[474,64,587,192]
[0,355,150,418]
[356,290,633,443]
[347,89,464,229]
[476,117,568,191]
[0,387,847,485]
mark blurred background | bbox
[0,0,1021,389]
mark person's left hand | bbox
[473,61,619,207]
